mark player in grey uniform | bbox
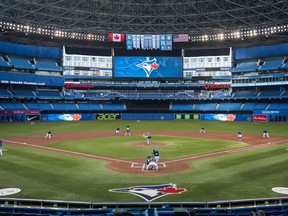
[143,132,152,144]
[141,155,159,171]
[146,156,159,171]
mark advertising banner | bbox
[0,71,64,87]
[26,115,40,122]
[96,113,121,120]
[253,114,267,122]
[202,114,252,121]
[0,110,40,114]
[47,113,94,121]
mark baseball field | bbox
[0,120,288,202]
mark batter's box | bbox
[131,163,166,169]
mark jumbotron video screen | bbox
[113,56,183,79]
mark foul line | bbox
[2,139,134,164]
[164,139,288,164]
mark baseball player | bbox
[45,131,52,139]
[125,125,131,136]
[152,149,160,162]
[0,139,3,156]
[142,156,151,171]
[115,127,120,135]
[262,130,270,138]
[237,131,242,140]
[146,156,159,171]
[143,132,152,144]
[199,127,206,133]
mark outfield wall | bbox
[1,111,287,122]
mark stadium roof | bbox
[0,0,288,49]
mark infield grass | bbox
[0,120,287,202]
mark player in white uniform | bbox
[262,130,270,138]
[115,128,120,135]
[199,127,206,133]
[237,131,242,140]
[45,131,52,139]
[125,125,131,136]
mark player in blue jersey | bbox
[115,127,120,135]
[0,139,3,156]
[142,156,151,171]
[143,132,152,144]
[152,149,160,162]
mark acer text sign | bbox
[96,114,121,120]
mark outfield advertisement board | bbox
[96,113,122,120]
[253,114,268,122]
[202,114,253,121]
[45,114,94,121]
[113,56,182,78]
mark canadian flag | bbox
[108,33,125,42]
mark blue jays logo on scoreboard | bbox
[114,56,182,78]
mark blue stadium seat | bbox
[77,102,102,110]
[241,103,255,110]
[37,90,62,98]
[9,56,36,70]
[233,90,258,98]
[258,58,283,71]
[217,103,242,111]
[102,103,126,110]
[52,102,78,110]
[37,102,53,110]
[193,103,217,111]
[0,102,25,110]
[0,56,12,68]
[232,61,258,72]
[254,103,268,110]
[170,103,193,111]
[35,59,62,72]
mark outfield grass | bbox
[0,120,287,202]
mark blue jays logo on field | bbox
[109,183,187,202]
[136,58,159,78]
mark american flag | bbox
[173,34,189,42]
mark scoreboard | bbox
[175,114,200,120]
